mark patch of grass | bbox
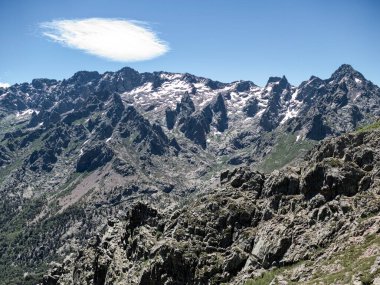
[72,117,88,126]
[0,113,29,137]
[244,267,298,285]
[304,234,380,285]
[0,157,22,183]
[356,120,380,133]
[325,157,343,167]
[243,234,380,285]
[53,172,83,199]
[258,134,315,173]
[0,196,48,260]
[245,271,277,285]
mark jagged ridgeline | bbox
[0,65,378,284]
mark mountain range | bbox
[0,64,379,284]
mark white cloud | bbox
[40,18,169,62]
[0,82,10,88]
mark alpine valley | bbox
[0,64,379,285]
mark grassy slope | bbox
[356,120,380,133]
[245,234,380,285]
[258,134,315,173]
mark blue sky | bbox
[0,0,379,87]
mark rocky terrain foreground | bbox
[42,128,380,285]
[0,64,379,284]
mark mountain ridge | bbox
[0,64,379,284]
[1,64,372,90]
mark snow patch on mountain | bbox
[355,78,362,84]
[159,73,183,81]
[16,109,37,118]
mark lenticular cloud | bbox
[40,18,169,62]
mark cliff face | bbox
[43,129,380,285]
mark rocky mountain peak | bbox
[176,92,195,115]
[277,75,289,89]
[31,78,57,90]
[265,76,289,92]
[66,70,101,85]
[116,66,140,77]
[330,64,365,83]
[234,80,256,92]
[266,76,283,85]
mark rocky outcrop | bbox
[44,130,380,284]
[306,114,333,140]
[112,158,135,176]
[235,81,255,93]
[176,92,196,122]
[243,97,259,117]
[118,106,171,155]
[76,143,114,172]
[0,145,11,166]
[174,92,229,148]
[260,76,291,131]
[211,93,228,132]
[179,106,213,149]
[106,93,125,127]
[26,126,71,172]
[165,107,177,130]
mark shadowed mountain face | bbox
[0,65,379,284]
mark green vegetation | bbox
[356,120,380,133]
[0,131,45,184]
[244,265,299,285]
[53,172,83,199]
[258,134,315,173]
[0,262,49,285]
[1,196,46,234]
[244,270,280,285]
[245,234,380,285]
[72,116,88,126]
[0,191,86,285]
[305,234,380,285]
[325,157,343,167]
[0,113,29,137]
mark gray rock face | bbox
[260,76,291,131]
[118,106,171,155]
[45,130,380,285]
[177,92,196,119]
[0,145,11,166]
[175,92,229,148]
[179,106,213,149]
[27,126,71,172]
[262,168,300,197]
[243,97,259,117]
[235,81,255,92]
[76,143,114,172]
[112,158,135,176]
[165,107,177,130]
[211,93,228,132]
[306,114,333,140]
